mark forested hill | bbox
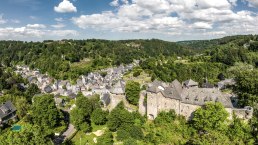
[177,35,256,50]
[0,39,193,80]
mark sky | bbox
[0,0,258,41]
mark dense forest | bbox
[0,39,192,81]
[0,35,257,144]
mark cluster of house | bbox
[15,61,139,108]
[145,79,253,121]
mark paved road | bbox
[63,124,76,139]
[53,124,77,145]
[53,109,77,145]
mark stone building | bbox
[146,79,253,120]
[0,101,17,126]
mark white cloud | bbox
[27,24,46,29]
[72,0,258,39]
[0,25,78,40]
[110,0,119,6]
[110,0,129,6]
[51,23,66,29]
[192,22,213,29]
[228,0,238,6]
[55,17,64,22]
[2,0,258,41]
[54,0,77,13]
[195,0,231,9]
[0,14,7,24]
[245,0,258,8]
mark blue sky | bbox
[0,0,258,41]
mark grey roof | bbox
[171,79,183,94]
[0,101,16,119]
[161,87,181,100]
[76,79,84,87]
[101,93,111,106]
[184,79,198,87]
[147,79,233,108]
[44,86,53,93]
[28,76,37,83]
[147,80,167,93]
[67,91,76,99]
[181,87,233,108]
[202,82,214,88]
[147,80,182,100]
[218,79,236,86]
[110,80,125,94]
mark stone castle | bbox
[146,79,253,120]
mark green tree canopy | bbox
[96,131,113,145]
[31,94,62,130]
[125,81,141,105]
[192,102,229,131]
[107,102,134,131]
[91,108,108,125]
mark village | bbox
[14,60,139,111]
[0,60,253,144]
[1,60,253,123]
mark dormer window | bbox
[186,95,190,100]
[195,96,199,101]
[204,96,209,102]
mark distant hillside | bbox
[177,35,257,49]
[0,39,193,80]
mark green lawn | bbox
[70,58,92,69]
[71,123,107,145]
[71,131,96,145]
[123,70,151,85]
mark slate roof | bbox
[67,91,76,99]
[28,76,37,83]
[147,80,183,100]
[110,80,125,94]
[181,87,233,108]
[183,79,198,87]
[147,79,233,108]
[217,79,236,88]
[101,93,111,106]
[202,82,214,88]
[147,80,167,93]
[44,86,53,93]
[0,101,16,119]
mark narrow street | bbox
[53,109,77,145]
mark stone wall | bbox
[233,107,253,120]
[147,92,159,120]
[180,103,200,120]
[147,92,253,121]
[138,91,147,116]
[157,94,180,115]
